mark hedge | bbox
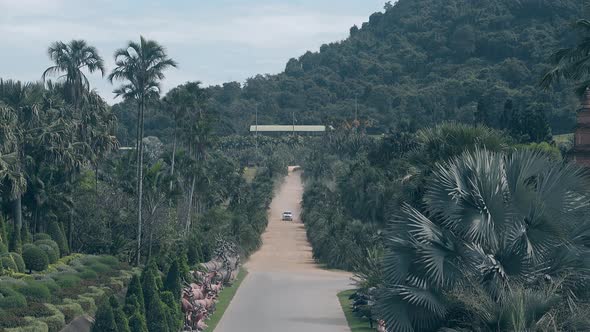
[55,302,84,323]
[22,245,49,272]
[15,282,51,302]
[4,317,49,332]
[53,273,81,289]
[10,253,25,273]
[0,285,27,309]
[38,304,65,332]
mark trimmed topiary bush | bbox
[1,254,18,272]
[34,240,60,258]
[161,291,182,332]
[146,294,169,332]
[0,285,27,309]
[15,282,51,302]
[38,304,65,332]
[79,268,98,280]
[125,275,145,315]
[87,262,110,273]
[97,255,119,267]
[164,259,181,298]
[37,278,60,294]
[22,244,49,273]
[37,244,58,264]
[110,296,131,332]
[34,233,52,241]
[10,253,25,273]
[91,299,117,332]
[53,273,81,288]
[56,302,84,323]
[4,316,49,332]
[47,220,69,256]
[128,308,148,332]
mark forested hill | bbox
[112,0,586,140]
[200,0,586,135]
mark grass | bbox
[203,267,248,332]
[337,289,376,332]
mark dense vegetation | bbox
[112,0,586,138]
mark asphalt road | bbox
[215,167,352,332]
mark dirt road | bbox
[215,167,352,332]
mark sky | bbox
[0,0,385,103]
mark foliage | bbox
[377,148,590,331]
[47,220,69,256]
[163,259,180,298]
[128,308,148,332]
[10,252,25,273]
[145,293,169,332]
[37,244,58,264]
[0,285,27,309]
[125,274,145,316]
[92,299,118,332]
[15,282,51,302]
[110,295,131,332]
[22,244,48,273]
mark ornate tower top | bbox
[583,87,590,111]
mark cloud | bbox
[0,0,382,102]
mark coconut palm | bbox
[541,19,590,95]
[377,148,590,331]
[108,36,177,265]
[42,40,105,107]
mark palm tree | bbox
[377,148,590,331]
[541,19,590,95]
[108,36,177,265]
[42,40,105,107]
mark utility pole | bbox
[292,111,295,136]
[255,104,258,151]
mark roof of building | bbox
[249,125,326,132]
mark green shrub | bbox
[0,313,26,329]
[47,220,69,256]
[92,299,117,332]
[79,269,98,280]
[97,255,119,267]
[35,233,52,241]
[22,244,49,273]
[10,302,54,317]
[128,309,148,332]
[125,275,144,315]
[146,294,169,332]
[53,273,81,288]
[0,241,7,254]
[16,282,51,302]
[36,278,60,294]
[34,240,60,257]
[38,304,65,332]
[4,316,49,332]
[161,291,182,332]
[0,285,27,309]
[65,295,96,314]
[1,254,18,272]
[10,253,25,273]
[88,262,110,273]
[164,259,181,298]
[56,302,84,323]
[110,296,131,332]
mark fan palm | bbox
[108,36,177,265]
[42,40,105,107]
[378,148,590,331]
[541,19,590,95]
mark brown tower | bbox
[573,88,590,166]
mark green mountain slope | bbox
[204,0,586,135]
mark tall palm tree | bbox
[42,40,105,107]
[377,148,590,331]
[108,36,177,265]
[541,19,590,95]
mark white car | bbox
[282,211,293,221]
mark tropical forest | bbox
[1,0,590,331]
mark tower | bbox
[573,88,590,166]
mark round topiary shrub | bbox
[0,285,27,309]
[10,252,25,273]
[34,233,52,241]
[16,282,51,302]
[22,244,49,273]
[34,240,60,258]
[37,244,58,264]
[1,254,17,272]
[97,256,119,267]
[79,269,98,280]
[88,263,111,273]
[53,273,81,289]
[56,302,84,323]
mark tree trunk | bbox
[169,126,177,191]
[185,176,196,233]
[11,197,22,232]
[136,98,145,266]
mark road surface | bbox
[215,167,352,332]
